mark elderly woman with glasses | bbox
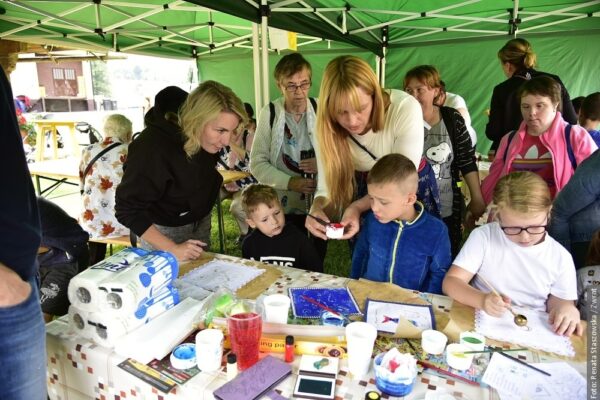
[250,52,326,269]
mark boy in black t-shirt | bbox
[241,184,322,272]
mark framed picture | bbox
[365,299,435,333]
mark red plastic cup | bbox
[227,300,263,370]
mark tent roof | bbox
[0,1,598,60]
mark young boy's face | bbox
[367,181,415,224]
[246,202,285,237]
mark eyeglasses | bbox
[500,225,547,235]
[284,81,311,92]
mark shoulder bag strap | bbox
[502,130,518,164]
[80,142,121,194]
[348,134,377,161]
[564,124,577,170]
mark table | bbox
[28,157,80,196]
[216,170,251,253]
[33,120,79,161]
[46,253,586,400]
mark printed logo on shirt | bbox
[259,256,295,267]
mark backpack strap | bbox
[80,142,121,194]
[348,135,377,161]
[564,123,577,170]
[309,97,317,113]
[502,130,518,164]
[269,102,275,130]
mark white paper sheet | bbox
[475,307,574,356]
[176,259,264,300]
[482,354,586,400]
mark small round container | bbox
[373,353,416,397]
[446,343,474,371]
[459,331,486,352]
[170,343,197,370]
[421,329,448,355]
[320,311,346,327]
[326,223,344,239]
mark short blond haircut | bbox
[316,55,390,213]
[103,114,132,143]
[493,171,551,214]
[241,184,281,216]
[180,81,247,157]
[367,153,417,193]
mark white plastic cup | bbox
[459,331,486,352]
[195,329,224,372]
[421,329,448,355]
[345,322,378,379]
[263,294,291,324]
[446,343,474,371]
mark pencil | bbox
[306,213,328,226]
[460,348,528,355]
[417,360,479,386]
[497,350,551,376]
[300,295,343,318]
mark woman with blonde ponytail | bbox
[306,56,423,240]
[485,38,577,155]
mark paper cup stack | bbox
[67,248,180,347]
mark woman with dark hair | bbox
[404,65,484,256]
[485,38,578,155]
[481,76,597,204]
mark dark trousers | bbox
[88,242,107,266]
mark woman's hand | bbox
[482,292,510,317]
[299,157,317,174]
[167,239,206,262]
[305,207,329,240]
[288,176,316,194]
[0,263,32,308]
[549,300,583,337]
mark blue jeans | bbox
[0,277,47,400]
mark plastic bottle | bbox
[285,335,295,363]
[226,353,238,381]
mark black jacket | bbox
[115,107,222,236]
[485,68,577,151]
[242,224,323,271]
[0,65,41,281]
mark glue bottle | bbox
[226,353,238,381]
[285,335,295,363]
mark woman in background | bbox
[485,38,577,156]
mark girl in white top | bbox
[443,171,582,337]
[306,56,423,240]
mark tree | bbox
[90,61,111,97]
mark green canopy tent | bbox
[0,0,598,151]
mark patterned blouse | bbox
[79,137,129,238]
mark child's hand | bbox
[549,303,583,337]
[482,292,510,317]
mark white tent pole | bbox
[512,0,520,36]
[261,0,270,106]
[375,56,381,84]
[252,23,262,113]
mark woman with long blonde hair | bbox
[306,56,423,240]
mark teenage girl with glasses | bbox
[442,171,582,337]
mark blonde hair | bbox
[241,184,281,215]
[180,81,247,157]
[367,153,417,192]
[493,171,551,214]
[103,114,132,143]
[316,55,390,213]
[498,38,537,70]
